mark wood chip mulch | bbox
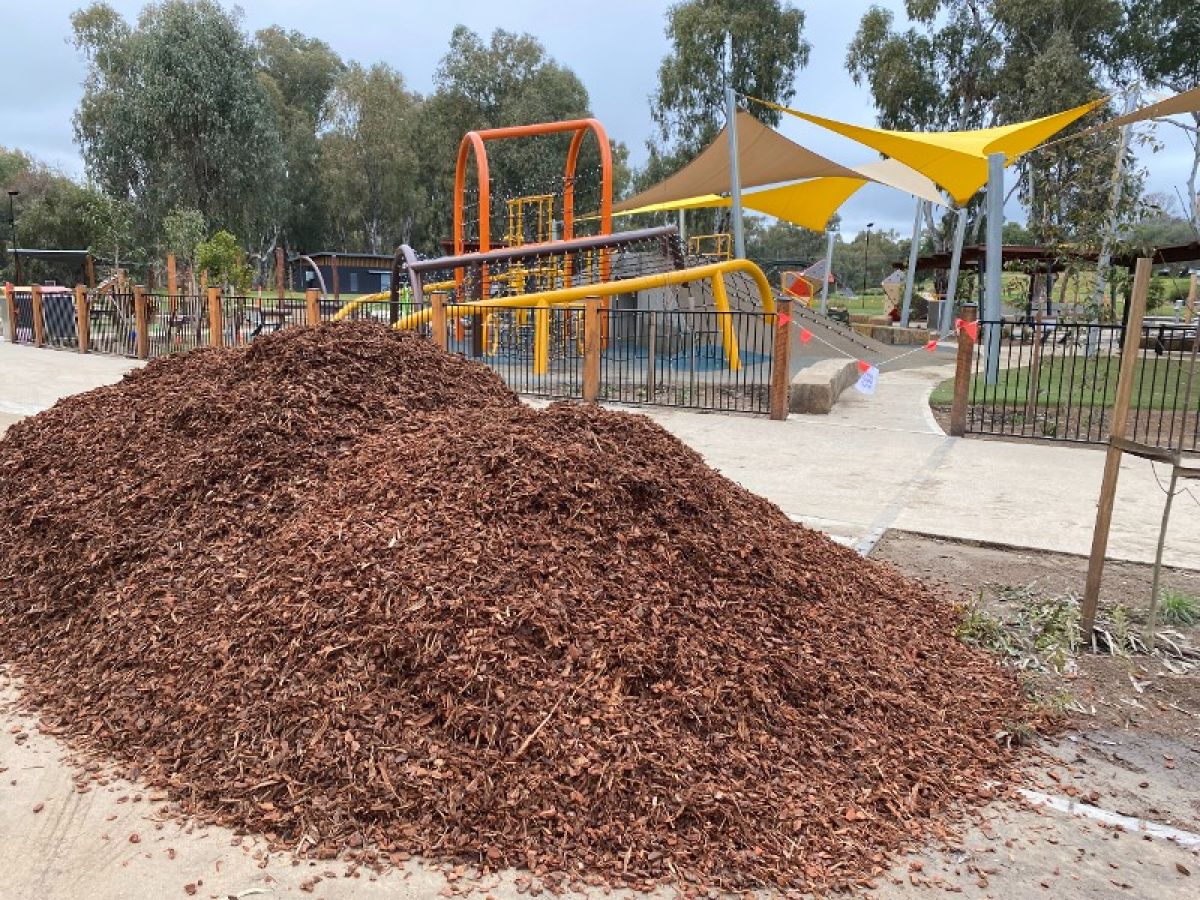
[0,322,1031,893]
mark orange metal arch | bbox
[453,118,613,259]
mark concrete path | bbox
[1,343,1196,570]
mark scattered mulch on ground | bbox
[0,322,1031,893]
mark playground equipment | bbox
[688,233,732,260]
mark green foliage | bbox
[1159,589,1199,627]
[197,229,252,292]
[71,1,284,243]
[956,597,1019,657]
[651,0,809,160]
[846,1,1138,250]
[744,216,834,263]
[163,207,205,267]
[322,62,422,254]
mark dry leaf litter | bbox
[0,322,1030,892]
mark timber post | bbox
[769,297,792,420]
[1081,257,1153,640]
[133,285,149,359]
[208,287,224,348]
[75,285,89,353]
[583,297,601,402]
[949,304,978,436]
[305,288,320,326]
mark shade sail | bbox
[613,159,945,231]
[613,110,862,213]
[1104,86,1200,129]
[759,98,1105,205]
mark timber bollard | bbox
[949,304,978,436]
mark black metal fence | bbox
[435,303,775,413]
[964,318,1200,451]
[87,291,136,357]
[144,294,210,356]
[11,291,35,345]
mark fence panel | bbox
[965,318,1200,451]
[87,292,137,357]
[145,294,210,357]
[12,291,35,345]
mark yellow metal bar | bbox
[330,291,389,322]
[392,259,774,372]
[533,301,550,375]
[709,272,741,371]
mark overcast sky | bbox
[3,0,1194,237]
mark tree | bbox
[321,63,422,254]
[255,27,344,253]
[197,229,252,293]
[744,216,836,263]
[0,146,137,284]
[414,26,629,254]
[1121,0,1200,233]
[650,0,809,160]
[846,1,1136,254]
[71,1,284,247]
[163,206,206,289]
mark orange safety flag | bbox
[857,359,872,373]
[924,339,938,351]
[799,328,813,344]
[778,312,792,325]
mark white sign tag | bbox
[854,366,880,395]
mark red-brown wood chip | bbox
[0,322,1030,892]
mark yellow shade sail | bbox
[758,97,1105,205]
[612,159,945,231]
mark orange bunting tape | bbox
[856,359,871,373]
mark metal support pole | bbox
[984,151,1004,384]
[900,199,924,328]
[724,32,745,260]
[941,207,968,335]
[677,209,687,248]
[819,229,835,316]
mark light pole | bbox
[861,222,874,306]
[7,190,18,284]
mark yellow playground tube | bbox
[394,259,776,374]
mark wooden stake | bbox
[305,288,320,327]
[583,297,601,402]
[949,304,978,436]
[133,285,149,359]
[275,246,286,305]
[769,298,792,420]
[31,285,45,348]
[208,287,224,348]
[1081,257,1153,639]
[75,284,89,353]
[430,289,447,350]
[3,283,15,343]
[331,255,340,301]
[1186,273,1196,323]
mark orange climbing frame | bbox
[452,119,614,297]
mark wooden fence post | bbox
[75,284,89,353]
[1081,257,1153,640]
[133,285,149,359]
[275,246,286,306]
[166,253,178,320]
[1187,273,1197,324]
[208,287,224,348]
[305,288,320,326]
[949,304,978,436]
[583,297,601,402]
[3,283,15,343]
[331,254,340,302]
[30,285,45,348]
[430,289,447,350]
[769,297,792,420]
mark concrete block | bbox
[789,358,860,414]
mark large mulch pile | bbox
[0,322,1030,893]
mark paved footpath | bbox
[1,342,1196,570]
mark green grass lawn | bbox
[929,354,1200,410]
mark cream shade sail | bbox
[1102,86,1200,129]
[613,110,862,213]
[758,98,1105,205]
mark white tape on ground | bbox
[1018,788,1200,849]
